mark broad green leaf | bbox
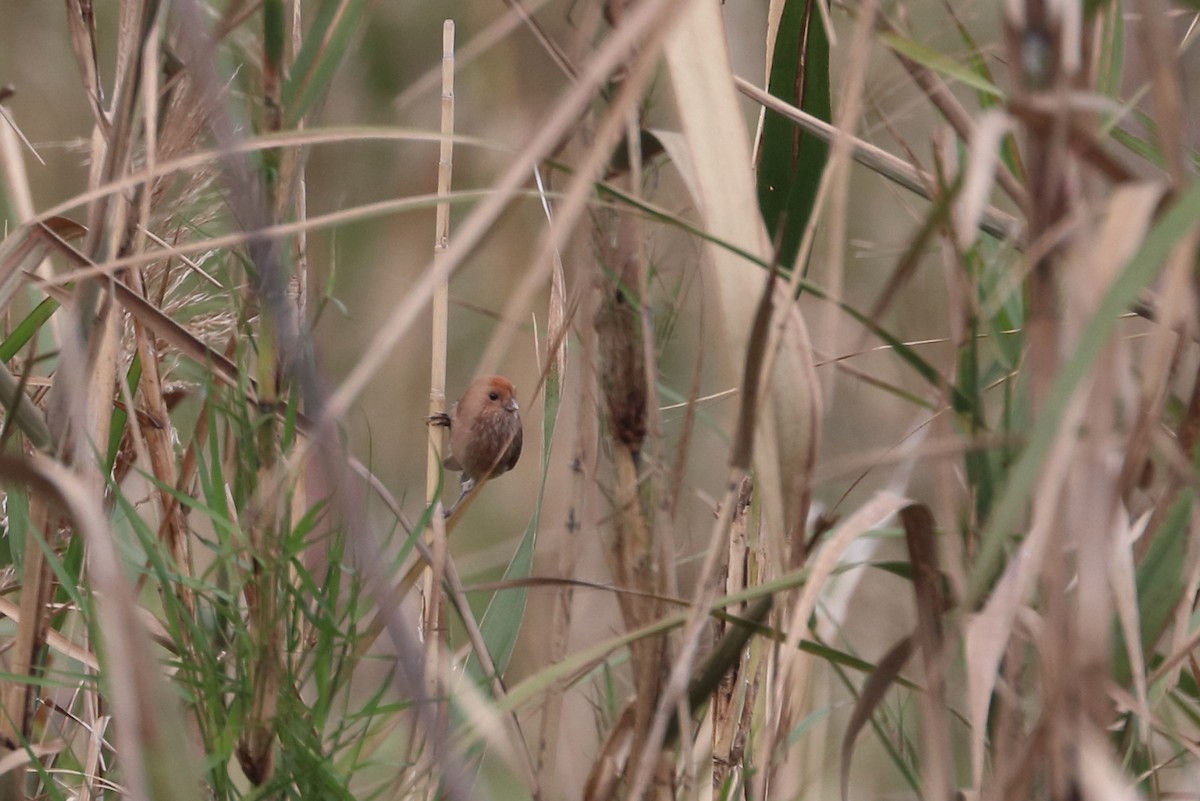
[757,0,830,273]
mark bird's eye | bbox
[488,391,499,401]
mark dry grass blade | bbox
[0,501,55,763]
[0,597,100,671]
[840,635,915,801]
[583,704,636,801]
[0,99,45,194]
[0,217,84,315]
[1077,731,1140,801]
[64,0,108,134]
[664,0,820,566]
[956,110,1015,249]
[34,127,495,223]
[713,479,756,791]
[878,15,1026,210]
[32,222,244,390]
[900,504,951,801]
[44,189,491,285]
[735,77,1023,244]
[1109,510,1150,737]
[763,491,909,799]
[964,408,1081,790]
[1057,181,1165,751]
[1131,0,1188,184]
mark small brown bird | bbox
[429,375,523,515]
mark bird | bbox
[428,375,523,516]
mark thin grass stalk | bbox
[131,20,193,611]
[1130,0,1188,185]
[875,12,1027,210]
[712,478,753,791]
[285,0,308,318]
[0,504,55,763]
[422,18,456,770]
[0,102,57,331]
[900,504,953,801]
[282,1,318,661]
[46,188,486,287]
[234,1,291,782]
[425,16,454,565]
[0,104,57,793]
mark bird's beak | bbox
[506,398,519,413]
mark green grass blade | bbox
[880,31,1005,99]
[0,297,59,362]
[757,0,830,273]
[283,0,370,126]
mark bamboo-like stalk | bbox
[426,25,453,519]
[422,17,455,758]
[131,19,194,612]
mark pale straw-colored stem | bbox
[427,21,454,507]
[423,18,455,749]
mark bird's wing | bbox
[505,425,523,472]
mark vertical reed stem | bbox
[422,19,455,763]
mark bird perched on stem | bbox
[428,375,523,516]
